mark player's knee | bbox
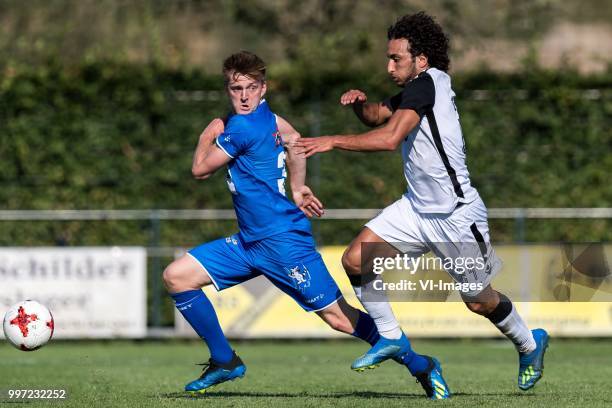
[464,301,492,316]
[341,247,360,276]
[162,265,175,290]
[163,263,186,292]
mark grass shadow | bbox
[158,390,540,399]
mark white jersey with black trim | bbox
[383,67,479,214]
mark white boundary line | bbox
[0,208,610,220]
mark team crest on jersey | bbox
[272,130,282,146]
[225,236,238,245]
[286,264,311,293]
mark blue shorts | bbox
[188,230,342,312]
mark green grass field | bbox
[1,339,611,407]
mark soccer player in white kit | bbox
[296,12,549,396]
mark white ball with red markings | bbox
[3,300,54,351]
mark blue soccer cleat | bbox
[351,333,412,371]
[185,352,246,394]
[414,356,451,400]
[518,328,549,391]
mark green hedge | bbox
[1,61,611,246]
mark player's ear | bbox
[260,80,267,99]
[416,54,429,70]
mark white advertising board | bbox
[0,247,147,338]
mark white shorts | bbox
[365,194,502,297]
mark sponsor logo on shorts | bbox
[306,294,324,304]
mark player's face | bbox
[226,72,267,115]
[387,38,418,86]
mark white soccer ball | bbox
[3,300,54,351]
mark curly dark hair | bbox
[387,12,450,72]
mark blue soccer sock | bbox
[352,311,430,375]
[171,289,234,364]
[351,310,381,346]
[398,347,431,376]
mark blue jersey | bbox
[215,100,311,242]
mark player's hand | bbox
[293,136,335,158]
[292,185,324,218]
[340,89,367,105]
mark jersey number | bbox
[277,151,287,196]
[226,168,237,194]
[225,151,287,195]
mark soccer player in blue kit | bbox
[162,51,443,397]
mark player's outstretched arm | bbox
[295,108,420,157]
[191,118,232,180]
[276,115,324,217]
[340,89,393,127]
